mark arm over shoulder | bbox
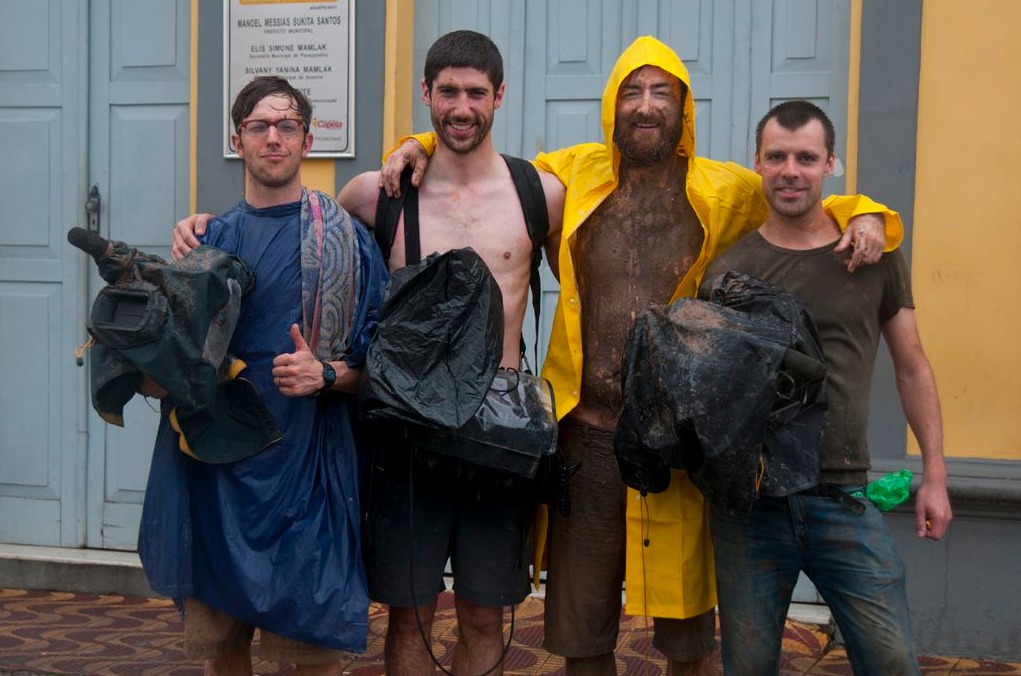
[823,194,904,252]
[531,144,594,186]
[538,170,566,281]
[688,158,767,255]
[382,132,438,162]
[337,171,382,227]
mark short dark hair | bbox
[755,100,835,158]
[230,76,312,131]
[424,30,504,91]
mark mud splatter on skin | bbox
[575,159,704,425]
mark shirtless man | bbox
[379,36,896,676]
[346,31,563,676]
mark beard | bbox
[432,109,494,155]
[765,181,822,218]
[247,164,300,188]
[236,138,303,189]
[242,155,303,189]
[613,114,683,167]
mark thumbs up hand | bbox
[288,323,311,353]
[271,324,322,397]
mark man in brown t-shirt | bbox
[704,100,952,675]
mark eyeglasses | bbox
[237,118,305,137]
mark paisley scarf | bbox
[299,188,361,360]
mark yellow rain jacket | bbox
[394,35,902,620]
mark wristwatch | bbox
[318,359,336,396]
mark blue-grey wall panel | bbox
[86,0,191,550]
[859,2,920,465]
[0,0,84,548]
[197,1,244,213]
[747,0,849,195]
[0,288,55,488]
[0,114,54,247]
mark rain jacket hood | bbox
[601,36,696,176]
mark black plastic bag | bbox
[614,271,827,516]
[412,368,558,479]
[359,247,503,428]
[68,227,279,463]
[359,248,557,479]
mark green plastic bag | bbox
[851,469,913,511]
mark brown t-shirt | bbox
[705,231,913,484]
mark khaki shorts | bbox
[183,598,343,666]
[542,419,716,661]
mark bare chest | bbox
[577,184,704,304]
[389,183,530,273]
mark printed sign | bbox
[225,0,354,157]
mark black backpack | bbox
[372,155,575,515]
[373,153,549,368]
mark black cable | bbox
[406,447,515,676]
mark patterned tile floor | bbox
[1,588,1018,675]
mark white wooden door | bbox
[85,0,191,550]
[0,0,189,551]
[0,0,87,548]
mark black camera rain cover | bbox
[614,271,827,516]
[69,227,278,464]
[359,247,504,430]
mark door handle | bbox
[84,184,101,233]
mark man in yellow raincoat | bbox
[365,35,901,676]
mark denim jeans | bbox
[711,487,919,676]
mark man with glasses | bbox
[171,35,564,675]
[137,76,387,674]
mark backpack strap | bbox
[375,156,550,367]
[373,167,420,264]
[501,154,550,370]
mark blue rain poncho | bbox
[138,194,387,651]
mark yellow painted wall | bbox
[300,159,336,196]
[382,0,416,154]
[912,1,1021,459]
[844,0,862,195]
